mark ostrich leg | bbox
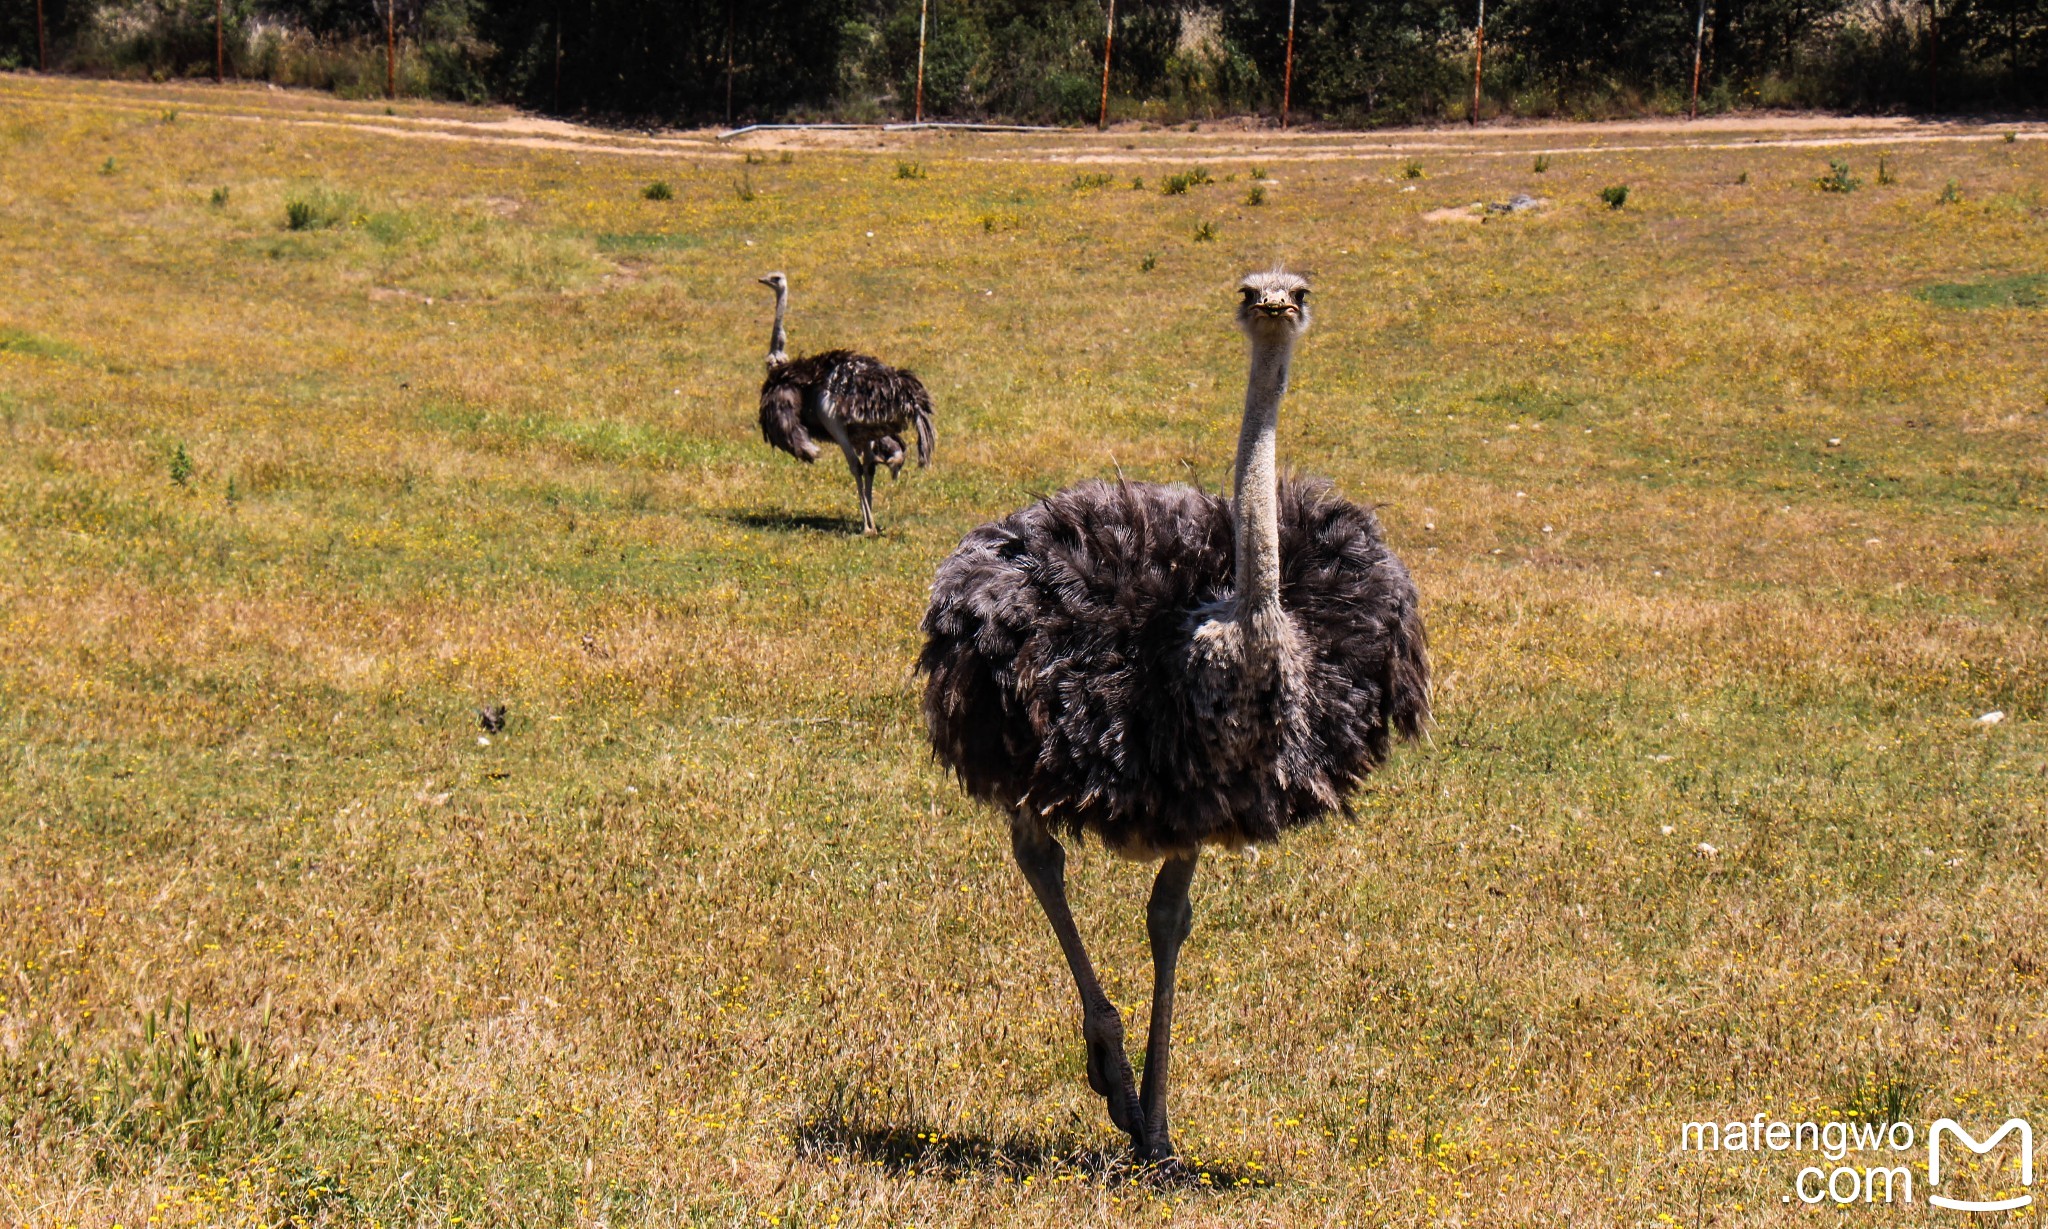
[1138,851,1198,1161]
[1009,821,1151,1155]
[857,455,879,536]
[809,393,871,536]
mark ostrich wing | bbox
[758,380,820,463]
[814,351,936,462]
[920,477,1428,856]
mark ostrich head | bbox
[757,271,788,293]
[1235,270,1312,342]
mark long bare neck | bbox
[767,286,788,366]
[1232,331,1295,617]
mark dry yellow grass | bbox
[1,76,2045,1227]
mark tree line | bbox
[6,0,2044,123]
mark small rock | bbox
[1695,842,1718,857]
[1978,710,2006,725]
[1660,824,1676,836]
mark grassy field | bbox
[1,75,2045,1227]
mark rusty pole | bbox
[35,0,46,71]
[1470,0,1484,123]
[1280,0,1296,128]
[215,0,224,81]
[1688,0,1706,119]
[1926,0,1940,110]
[385,0,396,98]
[1098,0,1116,129]
[915,0,929,123]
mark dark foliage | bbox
[478,0,858,119]
[7,0,2043,117]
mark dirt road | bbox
[2,72,2040,165]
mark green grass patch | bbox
[1916,273,2048,309]
[0,325,83,361]
[593,231,704,253]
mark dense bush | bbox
[6,0,2044,120]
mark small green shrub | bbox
[209,186,229,207]
[1069,171,1113,191]
[1140,252,1157,272]
[642,180,673,201]
[159,109,178,124]
[1816,160,1859,193]
[1129,177,1144,190]
[1250,166,1268,180]
[1601,184,1629,209]
[99,157,116,175]
[1245,185,1265,206]
[1192,220,1217,242]
[91,1003,297,1161]
[1401,159,1424,179]
[1161,167,1213,195]
[733,174,757,202]
[168,443,194,487]
[1737,170,1750,184]
[1938,179,1963,205]
[1532,154,1550,173]
[1876,155,1896,185]
[2006,132,2018,143]
[282,188,354,231]
[896,161,925,180]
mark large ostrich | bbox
[756,272,935,536]
[918,270,1430,1162]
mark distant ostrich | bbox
[918,270,1430,1162]
[756,272,935,536]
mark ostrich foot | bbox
[1082,1015,1148,1153]
[861,525,881,538]
[1137,1153,1190,1178]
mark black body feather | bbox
[759,349,935,469]
[919,478,1429,857]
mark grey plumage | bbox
[755,273,935,535]
[919,476,1428,856]
[759,349,935,470]
[915,269,1429,1164]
